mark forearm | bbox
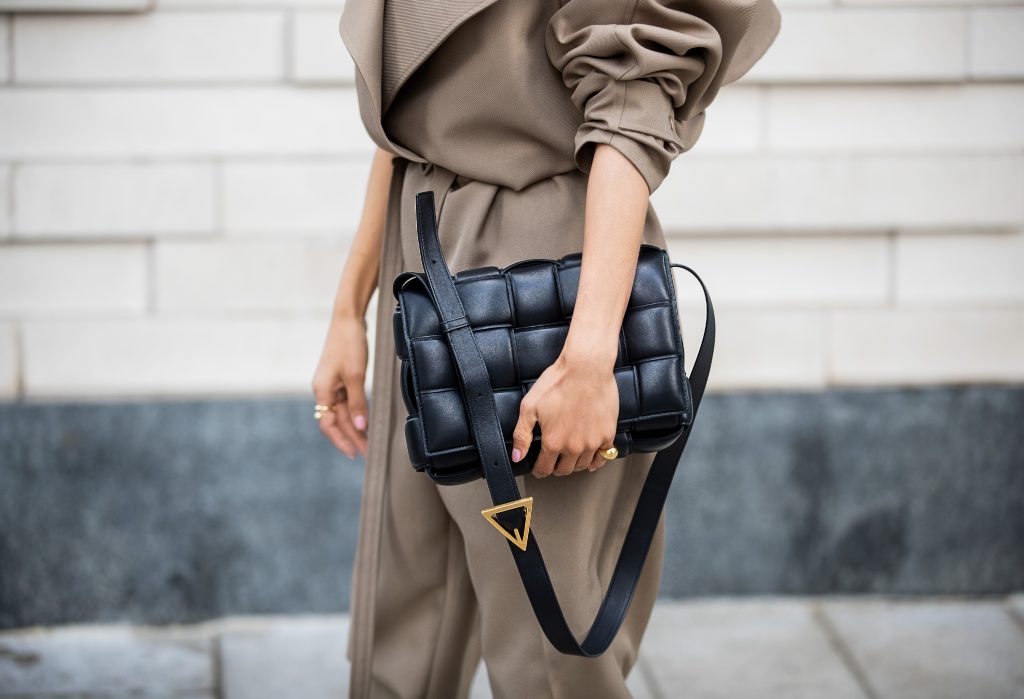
[332,147,396,321]
[562,143,650,369]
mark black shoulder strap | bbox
[413,190,715,656]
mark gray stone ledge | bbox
[1,385,1022,629]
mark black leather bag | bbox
[391,190,715,657]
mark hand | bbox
[311,314,370,459]
[510,351,619,477]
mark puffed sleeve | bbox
[546,0,781,194]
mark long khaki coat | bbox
[338,1,780,697]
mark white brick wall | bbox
[748,8,969,82]
[20,318,331,396]
[667,235,891,307]
[896,230,1024,305]
[14,163,217,237]
[968,8,1024,78]
[14,12,286,83]
[0,1,151,10]
[0,16,9,83]
[0,322,18,398]
[291,10,356,84]
[154,239,353,313]
[691,87,764,153]
[0,88,367,158]
[0,243,147,315]
[692,309,829,390]
[830,309,1024,384]
[222,160,369,236]
[0,0,1021,399]
[652,154,1024,231]
[158,0,338,6]
[0,164,11,238]
[766,84,1024,152]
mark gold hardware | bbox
[481,496,534,552]
[598,445,619,460]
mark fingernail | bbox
[511,447,522,463]
[354,414,367,431]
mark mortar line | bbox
[964,9,975,84]
[811,602,882,699]
[7,14,14,86]
[886,228,898,308]
[213,156,225,237]
[6,160,15,236]
[146,238,158,314]
[283,9,294,84]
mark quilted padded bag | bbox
[390,188,716,658]
[394,234,695,485]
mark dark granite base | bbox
[1,385,1022,629]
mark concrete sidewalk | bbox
[2,597,1023,699]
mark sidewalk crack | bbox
[212,631,225,699]
[1004,600,1024,639]
[812,602,882,699]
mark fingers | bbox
[543,439,589,478]
[346,370,370,434]
[574,451,595,472]
[318,410,357,459]
[333,396,368,458]
[512,396,538,470]
[535,435,619,478]
[552,450,580,477]
[313,381,358,459]
[587,436,619,472]
[520,386,620,479]
[533,440,559,478]
[333,369,369,457]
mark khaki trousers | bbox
[346,162,668,699]
[350,361,666,699]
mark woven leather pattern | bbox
[392,244,694,485]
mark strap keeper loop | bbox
[442,315,470,333]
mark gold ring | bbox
[598,445,619,460]
[314,403,336,420]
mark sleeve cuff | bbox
[572,79,687,195]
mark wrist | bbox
[560,330,619,371]
[332,298,368,326]
[334,251,379,324]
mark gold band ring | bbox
[314,403,336,420]
[597,445,619,460]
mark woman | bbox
[312,0,781,696]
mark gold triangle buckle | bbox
[481,496,533,552]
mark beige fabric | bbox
[338,0,780,696]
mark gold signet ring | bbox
[598,445,619,460]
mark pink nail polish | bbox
[511,447,522,462]
[354,414,367,431]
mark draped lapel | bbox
[338,0,503,156]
